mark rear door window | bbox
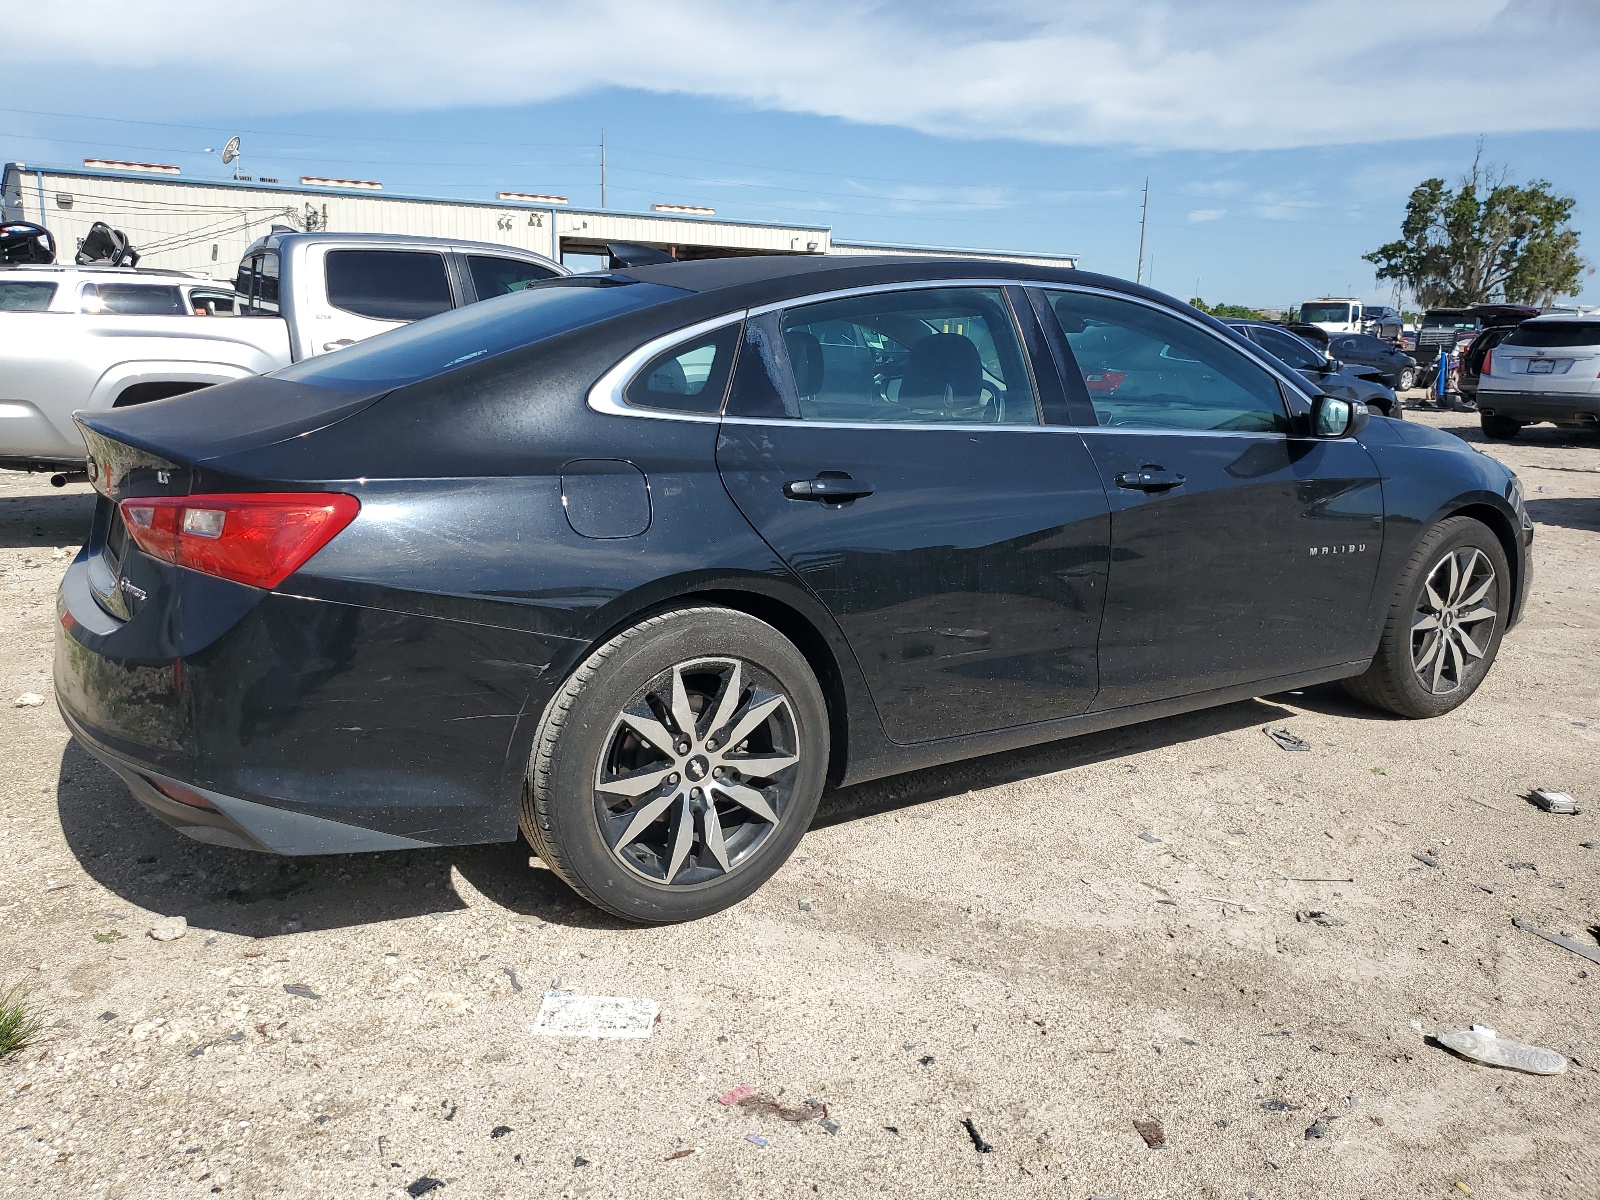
[467,255,560,301]
[1249,325,1326,372]
[0,280,57,310]
[80,283,186,315]
[325,250,452,321]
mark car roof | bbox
[1517,312,1600,323]
[244,230,563,262]
[0,263,199,279]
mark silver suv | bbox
[1477,314,1600,439]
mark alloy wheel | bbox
[1398,367,1416,391]
[1411,547,1498,695]
[594,657,801,885]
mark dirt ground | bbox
[2,407,1597,1200]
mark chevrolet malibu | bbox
[56,257,1534,922]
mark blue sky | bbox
[6,0,1600,307]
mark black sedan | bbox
[56,258,1533,922]
[1224,320,1402,416]
[1327,333,1421,391]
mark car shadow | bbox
[814,695,1298,827]
[1258,681,1401,723]
[55,738,635,936]
[58,695,1302,936]
[0,486,97,549]
[1525,496,1600,534]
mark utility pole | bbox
[600,129,607,209]
[1136,177,1149,284]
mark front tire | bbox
[1481,413,1522,440]
[522,606,828,923]
[1342,517,1509,719]
[1397,366,1416,391]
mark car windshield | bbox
[1422,311,1478,329]
[0,280,59,311]
[1299,303,1352,323]
[275,278,687,390]
[1503,321,1600,348]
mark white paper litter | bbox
[532,993,659,1039]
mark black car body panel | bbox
[55,257,1532,856]
[1224,321,1400,416]
[1327,333,1419,390]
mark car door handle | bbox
[1115,466,1186,493]
[322,339,357,351]
[783,476,875,503]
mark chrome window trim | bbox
[587,311,749,422]
[586,276,1315,433]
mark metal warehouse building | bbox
[2,161,1078,279]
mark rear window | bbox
[275,278,687,390]
[467,255,559,300]
[81,283,186,315]
[0,280,57,310]
[325,250,452,322]
[1422,311,1478,329]
[1504,321,1600,348]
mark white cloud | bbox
[1188,208,1225,222]
[14,0,1600,151]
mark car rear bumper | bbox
[54,551,573,856]
[1479,390,1600,424]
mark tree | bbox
[1189,297,1267,320]
[1365,151,1589,308]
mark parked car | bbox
[0,232,563,474]
[57,258,1531,922]
[1458,318,1533,409]
[1411,305,1539,392]
[1361,305,1404,341]
[1476,314,1600,439]
[1327,332,1420,390]
[1225,320,1402,416]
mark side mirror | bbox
[1311,394,1369,438]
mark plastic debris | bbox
[1527,788,1580,815]
[1132,1118,1167,1149]
[961,1118,994,1152]
[146,915,188,942]
[716,1084,756,1106]
[406,1178,444,1197]
[283,983,321,1000]
[490,1126,512,1139]
[663,1147,699,1161]
[1435,1025,1568,1075]
[1304,1114,1337,1140]
[1264,726,1310,752]
[532,993,659,1039]
[819,1118,840,1135]
[1511,917,1600,967]
[1412,851,1441,868]
[502,968,523,993]
[573,1156,590,1167]
[745,1133,769,1149]
[1258,1099,1303,1113]
[13,693,45,707]
[1296,910,1347,928]
[1137,831,1163,844]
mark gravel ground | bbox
[2,407,1597,1200]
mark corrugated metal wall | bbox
[553,209,828,254]
[5,168,561,279]
[829,241,1078,270]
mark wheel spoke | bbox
[597,764,676,799]
[714,780,779,824]
[1423,577,1447,612]
[664,793,695,883]
[1412,611,1441,633]
[669,667,697,742]
[722,751,799,778]
[706,661,744,743]
[620,710,676,757]
[614,789,679,849]
[1415,629,1443,670]
[1445,632,1466,685]
[1457,605,1496,625]
[702,802,732,871]
[1431,633,1450,692]
[1456,627,1486,659]
[1444,552,1462,607]
[1459,572,1494,608]
[717,693,786,751]
[1452,550,1483,606]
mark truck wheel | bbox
[1341,517,1509,719]
[1480,414,1521,440]
[522,606,828,923]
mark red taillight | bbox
[1483,350,1493,377]
[118,492,360,589]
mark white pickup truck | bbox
[1,231,564,475]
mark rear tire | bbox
[522,606,828,923]
[1481,413,1522,440]
[1341,517,1509,719]
[1397,366,1416,391]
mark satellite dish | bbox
[220,136,240,165]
